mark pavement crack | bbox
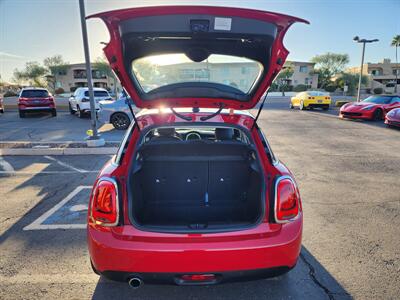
[300,252,336,300]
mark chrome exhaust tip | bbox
[128,277,143,289]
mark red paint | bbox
[340,100,400,120]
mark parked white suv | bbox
[69,87,112,118]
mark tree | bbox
[43,55,68,92]
[335,72,368,96]
[93,56,118,95]
[275,63,294,96]
[13,62,47,87]
[311,53,350,89]
[391,35,400,93]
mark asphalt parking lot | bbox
[1,99,400,299]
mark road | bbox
[0,100,400,299]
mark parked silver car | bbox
[98,94,138,130]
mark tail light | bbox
[308,97,314,100]
[90,178,119,226]
[19,97,29,102]
[274,176,301,223]
[82,97,90,102]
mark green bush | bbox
[325,85,337,93]
[54,87,65,94]
[293,84,308,92]
[373,87,383,94]
[3,90,18,97]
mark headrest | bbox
[157,128,175,137]
[215,128,234,141]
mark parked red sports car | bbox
[87,6,305,287]
[340,95,400,121]
[385,107,400,127]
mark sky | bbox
[0,0,399,82]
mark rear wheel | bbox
[0,108,4,114]
[372,109,383,121]
[77,106,85,118]
[300,101,306,110]
[19,110,25,118]
[69,102,75,115]
[51,109,57,117]
[290,102,294,109]
[111,112,130,130]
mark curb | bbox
[0,147,118,156]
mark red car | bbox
[18,88,57,118]
[385,107,400,127]
[340,95,400,121]
[87,6,305,287]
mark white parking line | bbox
[0,156,15,172]
[44,155,89,173]
[23,185,92,230]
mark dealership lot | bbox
[0,101,400,299]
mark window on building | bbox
[371,69,380,76]
[73,70,86,79]
[58,70,67,76]
[393,69,400,76]
[305,78,309,85]
[299,66,308,73]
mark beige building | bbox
[347,58,400,92]
[283,61,319,89]
[54,63,121,93]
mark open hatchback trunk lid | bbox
[89,6,308,109]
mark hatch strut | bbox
[251,91,269,130]
[126,98,140,131]
[200,103,224,121]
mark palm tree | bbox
[391,35,400,93]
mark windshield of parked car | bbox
[21,90,49,98]
[308,91,327,96]
[363,96,392,104]
[132,54,263,94]
[84,91,110,98]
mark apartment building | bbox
[53,63,121,93]
[347,58,400,92]
[283,61,319,89]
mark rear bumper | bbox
[18,106,55,111]
[100,265,294,285]
[307,103,330,109]
[88,218,302,282]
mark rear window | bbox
[132,54,263,94]
[84,91,110,97]
[308,91,327,96]
[21,90,49,98]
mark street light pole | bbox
[78,0,104,146]
[353,36,379,102]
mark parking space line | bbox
[44,155,88,173]
[0,156,15,172]
[23,185,92,231]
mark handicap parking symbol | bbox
[24,186,92,230]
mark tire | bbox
[69,102,75,115]
[19,110,25,118]
[52,109,57,117]
[372,109,383,121]
[90,260,100,275]
[300,101,306,110]
[77,106,85,119]
[111,112,131,130]
[290,102,294,109]
[0,108,4,114]
[323,106,329,111]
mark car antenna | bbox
[125,97,140,131]
[251,90,269,130]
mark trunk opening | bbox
[129,135,265,233]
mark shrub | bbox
[325,85,337,93]
[3,90,18,97]
[293,84,308,92]
[373,87,383,94]
[54,87,65,94]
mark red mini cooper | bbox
[87,6,305,287]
